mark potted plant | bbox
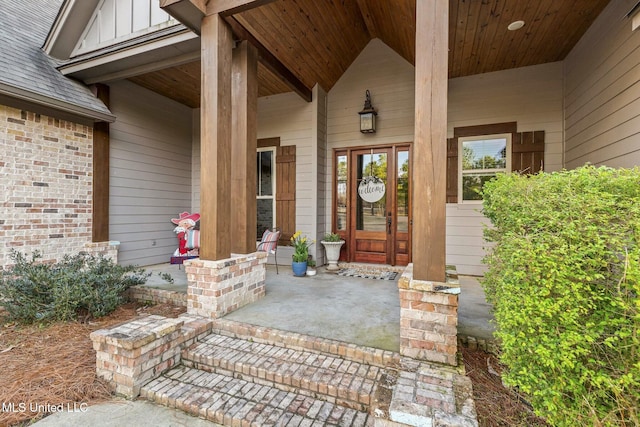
[321,232,344,272]
[290,231,314,277]
[306,256,317,276]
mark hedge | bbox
[482,165,639,426]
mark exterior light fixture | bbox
[358,90,377,133]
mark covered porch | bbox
[134,263,495,352]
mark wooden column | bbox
[92,84,110,242]
[200,14,233,260]
[231,40,258,253]
[413,0,448,282]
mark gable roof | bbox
[0,0,114,122]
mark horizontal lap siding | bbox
[564,0,640,168]
[258,92,313,261]
[447,62,563,275]
[109,80,192,266]
[325,40,563,275]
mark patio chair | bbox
[257,228,281,274]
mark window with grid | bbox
[458,133,511,202]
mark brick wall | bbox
[0,105,93,268]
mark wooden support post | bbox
[200,14,233,260]
[92,84,110,243]
[413,0,448,282]
[231,40,258,253]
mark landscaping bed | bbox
[0,302,186,426]
[1,303,543,427]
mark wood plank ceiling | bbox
[129,0,611,108]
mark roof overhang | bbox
[43,0,102,60]
[58,27,200,84]
[0,83,116,124]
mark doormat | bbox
[337,267,398,281]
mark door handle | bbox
[387,216,392,234]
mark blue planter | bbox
[292,261,307,277]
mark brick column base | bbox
[84,241,120,263]
[185,252,267,318]
[90,314,212,398]
[398,264,460,366]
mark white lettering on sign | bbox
[358,176,385,203]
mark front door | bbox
[335,145,411,265]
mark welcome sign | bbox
[358,176,385,203]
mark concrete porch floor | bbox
[141,262,495,351]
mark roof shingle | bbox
[0,0,113,121]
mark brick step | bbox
[209,319,400,368]
[182,333,381,411]
[141,365,372,427]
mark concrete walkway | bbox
[33,399,222,427]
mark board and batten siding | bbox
[109,80,192,266]
[564,0,640,168]
[327,39,563,275]
[447,62,564,275]
[74,0,176,56]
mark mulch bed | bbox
[2,303,547,427]
[0,303,186,427]
[462,346,549,426]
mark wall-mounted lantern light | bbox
[358,90,377,133]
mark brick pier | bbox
[185,252,267,318]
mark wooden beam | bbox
[413,0,448,282]
[92,84,110,243]
[231,41,258,253]
[225,16,313,102]
[200,14,233,260]
[160,0,206,34]
[355,0,377,38]
[207,0,277,17]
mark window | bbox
[458,133,511,202]
[257,148,276,238]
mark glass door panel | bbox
[396,150,409,233]
[336,154,348,231]
[355,152,387,232]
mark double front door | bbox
[334,145,411,266]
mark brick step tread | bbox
[210,319,399,368]
[141,366,372,427]
[183,334,380,407]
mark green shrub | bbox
[482,165,639,426]
[0,250,150,323]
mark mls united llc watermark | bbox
[1,402,88,413]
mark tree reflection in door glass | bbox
[336,155,347,230]
[397,150,409,232]
[356,153,387,231]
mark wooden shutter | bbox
[512,131,545,174]
[276,145,296,245]
[446,137,458,203]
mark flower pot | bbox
[321,240,344,271]
[292,261,307,277]
[306,267,317,276]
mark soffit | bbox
[128,0,611,107]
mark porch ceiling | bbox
[130,0,611,107]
